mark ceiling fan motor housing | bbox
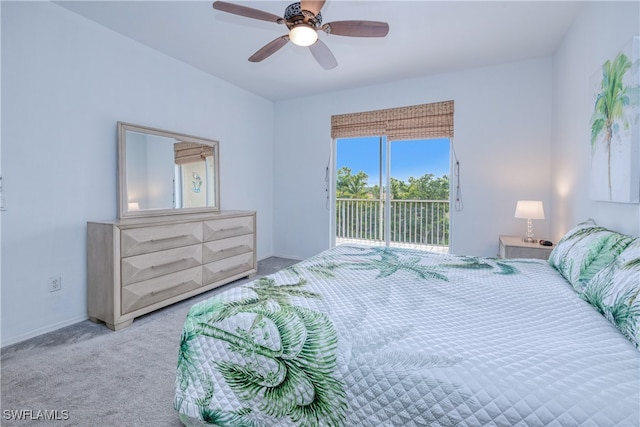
[285,2,322,28]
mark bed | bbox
[174,219,640,426]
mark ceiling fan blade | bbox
[309,39,337,70]
[300,0,326,16]
[212,1,282,23]
[248,36,289,62]
[322,20,389,37]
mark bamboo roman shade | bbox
[174,142,214,165]
[331,100,454,141]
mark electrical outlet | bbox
[49,275,62,292]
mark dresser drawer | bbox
[203,234,254,264]
[121,266,202,314]
[203,252,255,285]
[121,222,203,257]
[121,244,202,286]
[203,216,254,242]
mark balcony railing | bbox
[336,198,449,252]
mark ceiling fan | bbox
[212,1,389,70]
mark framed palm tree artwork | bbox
[589,36,640,203]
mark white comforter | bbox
[175,245,640,426]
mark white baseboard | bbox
[1,315,89,349]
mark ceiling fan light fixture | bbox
[289,24,318,46]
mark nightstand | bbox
[498,235,553,260]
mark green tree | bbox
[405,174,449,200]
[336,167,369,198]
[389,177,408,199]
[591,52,633,200]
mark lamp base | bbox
[522,237,536,243]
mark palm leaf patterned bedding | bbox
[175,244,639,427]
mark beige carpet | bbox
[1,257,297,427]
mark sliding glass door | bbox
[334,136,450,252]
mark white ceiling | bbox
[55,1,585,101]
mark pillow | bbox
[548,219,636,293]
[581,239,640,349]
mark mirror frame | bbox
[117,121,220,219]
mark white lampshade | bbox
[128,202,140,211]
[289,25,318,47]
[514,200,545,220]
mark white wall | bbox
[1,1,275,347]
[273,58,554,259]
[551,1,640,240]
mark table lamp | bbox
[514,200,544,243]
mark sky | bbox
[336,136,451,186]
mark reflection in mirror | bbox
[173,141,216,209]
[118,122,220,218]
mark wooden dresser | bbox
[87,211,256,330]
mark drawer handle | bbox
[218,226,244,233]
[217,245,246,253]
[149,281,189,295]
[151,258,189,270]
[149,234,189,243]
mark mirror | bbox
[118,122,220,218]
